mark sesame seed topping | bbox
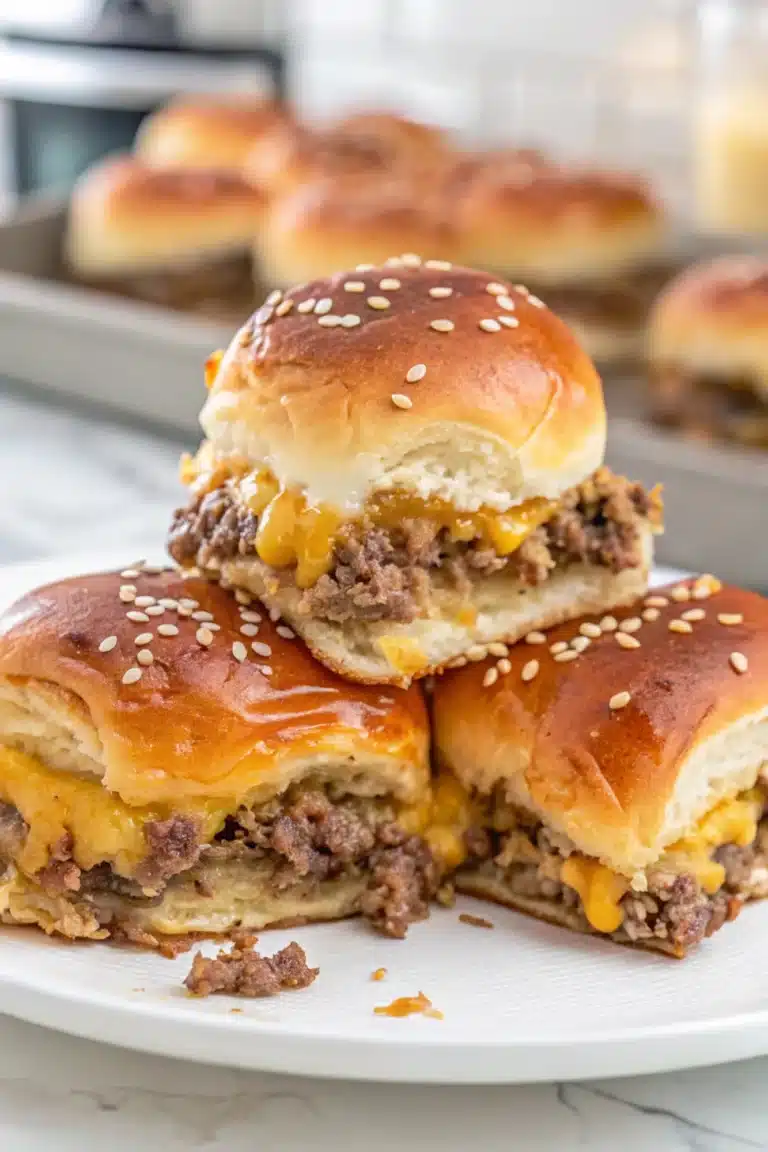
[120,569,140,579]
[275,299,294,317]
[240,623,259,637]
[269,607,281,622]
[314,297,333,315]
[232,641,248,663]
[343,280,366,293]
[429,286,453,298]
[99,635,117,653]
[191,610,214,622]
[134,632,153,646]
[486,282,506,296]
[550,641,569,655]
[717,612,743,626]
[642,608,660,622]
[682,608,706,622]
[119,585,137,603]
[177,605,193,617]
[122,667,142,685]
[521,659,540,682]
[527,295,546,308]
[467,645,488,661]
[488,642,508,657]
[384,257,402,267]
[379,278,401,290]
[514,285,530,295]
[145,605,165,616]
[497,658,512,674]
[525,631,547,645]
[497,295,516,311]
[179,599,198,611]
[616,632,641,649]
[391,393,413,410]
[497,315,520,328]
[157,624,178,637]
[266,290,282,306]
[137,649,154,666]
[251,641,272,658]
[601,615,618,632]
[317,314,342,327]
[580,622,602,638]
[239,610,261,623]
[356,263,375,271]
[670,585,691,602]
[571,635,591,653]
[158,598,178,609]
[448,657,467,669]
[483,667,498,688]
[609,691,631,710]
[554,649,579,663]
[258,665,274,676]
[126,610,149,623]
[400,253,421,267]
[645,596,668,608]
[367,296,390,310]
[430,319,454,332]
[341,313,361,328]
[297,297,316,313]
[425,259,452,270]
[668,619,693,634]
[730,651,749,674]
[619,617,642,633]
[196,627,214,647]
[206,623,221,631]
[406,363,427,383]
[277,625,295,639]
[235,590,252,605]
[479,318,501,332]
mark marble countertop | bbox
[0,385,766,1152]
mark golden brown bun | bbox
[201,261,606,512]
[648,256,768,400]
[134,94,294,173]
[0,568,429,808]
[66,155,267,275]
[433,578,768,875]
[332,110,450,164]
[452,161,665,283]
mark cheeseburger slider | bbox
[169,259,661,685]
[648,256,768,449]
[66,156,267,317]
[0,566,438,943]
[433,576,768,957]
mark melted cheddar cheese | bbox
[400,775,475,872]
[560,857,628,933]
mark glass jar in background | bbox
[694,0,768,236]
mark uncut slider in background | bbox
[0,567,440,944]
[432,576,768,957]
[169,259,662,686]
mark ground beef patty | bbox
[185,938,318,998]
[168,467,660,626]
[650,365,768,449]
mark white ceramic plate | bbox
[2,550,767,1085]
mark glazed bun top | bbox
[433,577,768,876]
[199,259,606,513]
[0,568,429,808]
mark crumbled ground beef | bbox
[167,468,661,626]
[0,802,27,864]
[185,939,318,998]
[136,816,202,888]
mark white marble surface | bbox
[0,385,766,1151]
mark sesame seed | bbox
[483,667,498,688]
[571,635,590,653]
[645,596,668,608]
[341,313,361,328]
[430,319,454,332]
[191,610,213,622]
[497,315,520,328]
[126,610,149,623]
[554,649,579,663]
[196,627,214,647]
[137,649,154,666]
[122,667,142,685]
[384,257,402,267]
[497,295,516,311]
[514,285,530,296]
[601,615,618,632]
[266,290,282,306]
[179,599,198,611]
[429,286,453,298]
[730,651,749,674]
[668,619,693,634]
[488,642,508,657]
[609,691,631,711]
[616,632,641,649]
[120,569,140,579]
[425,259,452,270]
[682,608,706,622]
[314,297,333,315]
[550,641,569,655]
[719,613,744,626]
[142,564,164,575]
[479,318,501,332]
[275,299,294,316]
[580,622,602,638]
[343,281,366,294]
[240,623,259,637]
[119,585,137,602]
[400,253,421,267]
[527,295,546,308]
[391,393,413,410]
[269,607,281,622]
[619,617,643,633]
[642,608,660,622]
[251,641,272,658]
[258,665,274,676]
[277,625,295,639]
[448,657,467,669]
[239,610,261,623]
[379,278,401,290]
[670,585,691,602]
[356,263,375,271]
[232,641,248,663]
[206,623,221,631]
[177,605,193,617]
[522,659,540,682]
[317,314,342,327]
[158,598,178,609]
[235,590,252,605]
[525,631,547,645]
[145,605,165,616]
[157,624,179,637]
[99,635,117,653]
[134,632,153,646]
[297,297,316,314]
[486,282,506,295]
[467,645,488,662]
[497,658,512,674]
[367,296,390,310]
[406,363,427,383]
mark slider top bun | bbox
[453,161,664,283]
[648,255,768,398]
[134,94,294,172]
[200,260,606,512]
[433,577,768,877]
[66,155,267,275]
[331,110,450,165]
[0,568,429,808]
